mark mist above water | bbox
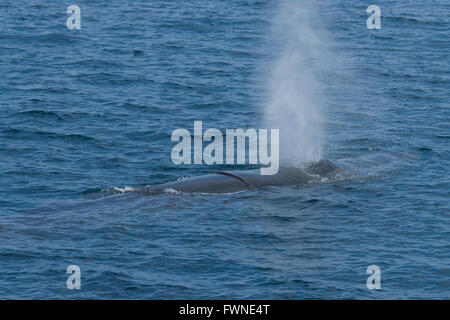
[263,0,331,166]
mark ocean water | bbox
[0,0,449,299]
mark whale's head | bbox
[275,160,339,186]
[304,159,339,176]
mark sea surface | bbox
[0,0,449,299]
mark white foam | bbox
[163,188,182,195]
[112,186,135,193]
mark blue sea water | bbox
[0,0,449,299]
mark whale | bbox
[146,160,339,194]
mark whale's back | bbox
[149,160,339,194]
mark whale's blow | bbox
[263,0,331,165]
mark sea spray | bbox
[263,0,330,165]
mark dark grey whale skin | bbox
[149,160,339,194]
